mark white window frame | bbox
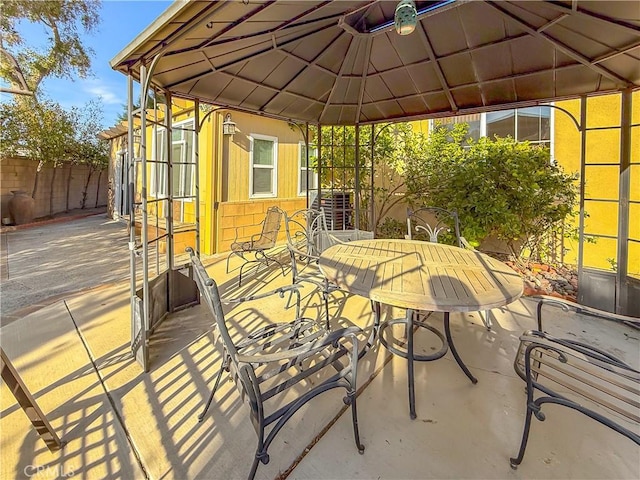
[150,127,168,198]
[249,133,278,199]
[430,106,555,160]
[172,118,196,201]
[298,141,318,196]
[149,119,196,200]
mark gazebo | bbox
[110,0,640,371]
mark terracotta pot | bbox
[8,190,35,225]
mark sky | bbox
[8,0,172,129]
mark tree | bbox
[405,123,579,260]
[0,0,100,96]
[0,97,109,215]
[115,90,166,123]
[309,124,418,233]
[69,99,109,208]
[1,96,76,211]
[0,0,104,213]
[364,123,426,233]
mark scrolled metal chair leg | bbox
[226,251,240,274]
[248,431,269,480]
[322,291,330,330]
[198,362,226,422]
[238,260,254,287]
[248,455,261,480]
[510,403,535,469]
[348,391,365,454]
[482,309,492,330]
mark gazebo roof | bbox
[110,0,640,125]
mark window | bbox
[298,142,318,196]
[438,113,481,143]
[172,119,196,199]
[149,119,196,199]
[487,107,551,147]
[486,110,516,139]
[150,128,168,197]
[250,134,278,198]
[516,107,551,144]
[434,106,553,151]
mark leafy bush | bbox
[378,217,407,239]
[405,123,578,259]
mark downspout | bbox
[197,106,226,254]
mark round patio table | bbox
[319,239,523,418]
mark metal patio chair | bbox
[511,327,640,470]
[407,206,492,330]
[226,205,285,287]
[406,206,469,247]
[187,248,365,480]
[284,208,343,329]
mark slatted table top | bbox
[319,239,523,312]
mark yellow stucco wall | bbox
[223,112,305,202]
[215,111,308,253]
[218,198,306,253]
[119,92,639,270]
[138,105,309,255]
[554,91,640,276]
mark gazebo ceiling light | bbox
[394,0,417,35]
[368,0,457,35]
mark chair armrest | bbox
[286,242,321,263]
[536,295,640,331]
[231,217,270,244]
[222,284,304,304]
[236,325,361,364]
[222,284,304,318]
[519,330,634,370]
[460,236,475,250]
[514,329,640,447]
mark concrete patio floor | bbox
[1,254,638,480]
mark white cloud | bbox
[82,78,121,105]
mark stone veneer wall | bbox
[1,157,108,222]
[218,198,307,253]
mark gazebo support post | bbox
[616,89,631,314]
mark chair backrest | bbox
[187,248,256,404]
[285,208,336,258]
[406,206,463,247]
[253,206,284,249]
[515,330,640,426]
[187,248,238,358]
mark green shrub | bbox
[405,123,578,260]
[378,217,406,239]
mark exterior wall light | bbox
[222,113,236,136]
[395,0,418,36]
